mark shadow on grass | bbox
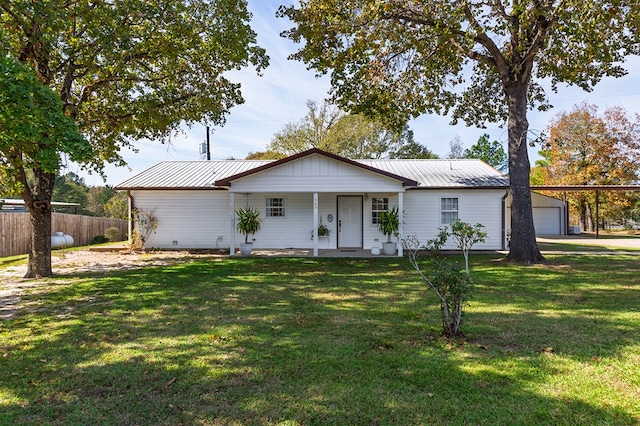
[1,257,638,424]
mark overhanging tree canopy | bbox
[1,0,268,277]
[0,54,92,277]
[278,0,640,264]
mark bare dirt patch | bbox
[0,249,220,319]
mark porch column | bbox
[230,192,236,256]
[397,191,404,257]
[313,192,319,257]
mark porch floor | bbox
[248,248,393,258]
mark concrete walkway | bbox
[537,235,640,249]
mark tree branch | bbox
[380,2,518,75]
[461,2,511,78]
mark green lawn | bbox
[1,254,638,425]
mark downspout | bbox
[127,190,134,247]
[502,190,508,251]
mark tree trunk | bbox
[24,169,56,278]
[505,83,545,264]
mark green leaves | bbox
[0,56,91,193]
[2,0,268,169]
[280,1,639,128]
[235,206,262,244]
[464,134,508,172]
[268,99,427,158]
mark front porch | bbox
[246,248,392,258]
[228,191,406,257]
[215,149,418,258]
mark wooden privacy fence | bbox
[0,212,128,257]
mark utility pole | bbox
[206,126,211,160]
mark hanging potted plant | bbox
[236,206,262,255]
[377,205,400,255]
[312,217,331,248]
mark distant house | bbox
[116,148,524,255]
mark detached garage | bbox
[507,192,568,236]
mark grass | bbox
[0,254,639,425]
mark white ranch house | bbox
[116,148,561,255]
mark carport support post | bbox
[230,192,236,256]
[313,192,319,257]
[397,192,403,257]
[596,189,600,238]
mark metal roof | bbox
[359,159,508,188]
[115,156,509,190]
[115,160,271,189]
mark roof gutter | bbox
[127,190,134,247]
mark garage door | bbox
[533,208,560,235]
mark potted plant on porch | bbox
[377,206,400,255]
[236,206,262,256]
[312,217,331,249]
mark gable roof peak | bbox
[214,148,419,187]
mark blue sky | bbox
[78,1,640,186]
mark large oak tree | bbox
[1,0,268,277]
[278,0,639,264]
[1,54,91,277]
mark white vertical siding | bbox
[236,193,314,249]
[362,194,399,249]
[230,154,404,193]
[132,189,506,251]
[403,189,505,250]
[131,190,230,249]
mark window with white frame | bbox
[266,197,285,217]
[441,197,459,224]
[371,197,389,225]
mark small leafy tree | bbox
[402,222,486,338]
[132,208,158,249]
[449,221,488,280]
